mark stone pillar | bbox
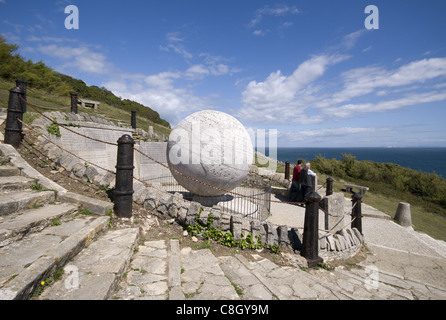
[394,202,412,228]
[301,191,323,267]
[320,192,344,234]
[114,134,135,218]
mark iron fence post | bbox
[131,110,136,129]
[114,134,135,218]
[351,193,363,234]
[70,92,78,114]
[301,191,323,267]
[285,161,290,180]
[326,177,334,196]
[16,78,27,115]
[15,79,27,142]
[4,87,23,147]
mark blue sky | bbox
[1,0,446,147]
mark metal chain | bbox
[19,117,363,236]
[133,147,306,205]
[17,96,343,207]
[19,96,118,146]
[18,118,116,175]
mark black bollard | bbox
[114,134,135,218]
[70,92,78,114]
[131,110,136,129]
[326,177,334,196]
[301,191,323,267]
[4,87,24,147]
[284,161,290,180]
[351,193,363,234]
[15,79,27,142]
[16,78,27,114]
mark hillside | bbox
[0,36,171,136]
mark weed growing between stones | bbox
[184,212,280,253]
[47,119,61,137]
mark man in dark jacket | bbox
[298,162,316,202]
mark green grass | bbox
[0,77,171,137]
[317,172,446,242]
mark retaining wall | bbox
[30,112,363,261]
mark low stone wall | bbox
[140,182,363,260]
[30,112,363,262]
[243,165,291,189]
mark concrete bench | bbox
[78,99,100,110]
[344,183,369,196]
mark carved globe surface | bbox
[166,110,253,196]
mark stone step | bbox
[0,203,78,247]
[219,255,275,300]
[0,176,36,192]
[0,166,20,177]
[112,239,170,300]
[0,214,110,300]
[0,190,56,216]
[179,247,239,300]
[167,239,184,300]
[37,227,139,300]
[110,238,446,301]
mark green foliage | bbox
[47,123,61,137]
[0,36,170,128]
[30,182,43,190]
[184,212,279,253]
[312,154,446,214]
[80,208,92,215]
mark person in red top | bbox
[289,160,302,203]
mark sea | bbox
[265,147,446,179]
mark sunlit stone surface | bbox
[166,110,253,196]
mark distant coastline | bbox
[258,147,446,179]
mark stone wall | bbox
[30,112,363,262]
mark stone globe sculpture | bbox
[166,110,253,196]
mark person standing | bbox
[298,162,317,202]
[289,160,302,203]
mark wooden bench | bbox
[344,183,369,196]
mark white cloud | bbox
[159,32,193,59]
[249,4,301,27]
[238,54,349,123]
[239,54,446,126]
[342,30,367,49]
[253,30,266,36]
[325,90,446,119]
[104,71,214,126]
[327,57,446,106]
[277,126,395,147]
[27,35,78,43]
[102,54,240,125]
[36,44,110,74]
